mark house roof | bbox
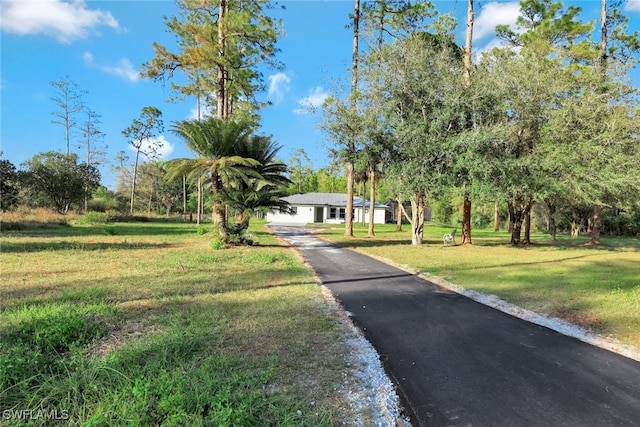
[283,192,389,208]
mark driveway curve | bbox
[270,225,640,427]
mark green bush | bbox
[431,199,455,225]
[211,238,229,250]
[77,211,112,225]
[227,223,255,246]
[196,226,210,235]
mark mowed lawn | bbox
[314,223,640,351]
[0,219,367,426]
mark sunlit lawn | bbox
[0,219,363,426]
[314,223,640,349]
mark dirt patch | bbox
[550,308,606,332]
[86,320,163,358]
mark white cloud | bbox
[0,0,119,44]
[83,51,140,82]
[267,72,291,103]
[294,86,329,115]
[625,0,640,12]
[474,1,521,41]
[105,58,139,82]
[82,51,94,64]
[129,135,174,160]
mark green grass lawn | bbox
[313,223,640,350]
[0,219,367,426]
[3,215,638,425]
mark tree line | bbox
[3,0,639,247]
[324,0,640,245]
[2,0,292,245]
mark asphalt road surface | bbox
[270,225,640,427]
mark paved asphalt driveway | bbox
[270,225,640,427]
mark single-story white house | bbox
[266,192,390,225]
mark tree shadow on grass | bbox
[1,223,198,239]
[318,233,638,252]
[0,240,174,253]
[0,263,318,312]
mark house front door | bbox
[314,207,324,223]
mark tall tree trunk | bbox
[195,95,202,225]
[396,198,403,232]
[217,0,228,120]
[410,191,426,246]
[130,149,141,214]
[345,0,360,238]
[214,0,232,236]
[510,197,525,245]
[463,0,474,85]
[511,211,523,245]
[601,0,608,67]
[148,187,153,215]
[522,200,533,245]
[462,190,472,245]
[182,175,187,216]
[508,202,515,233]
[460,0,474,245]
[547,202,557,241]
[591,205,602,244]
[84,142,90,213]
[590,0,607,246]
[346,162,355,237]
[196,176,202,225]
[493,198,500,231]
[361,179,366,227]
[368,167,375,237]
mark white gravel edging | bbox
[319,285,410,427]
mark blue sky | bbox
[2,0,639,189]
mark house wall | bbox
[267,205,388,225]
[353,207,387,225]
[266,204,316,224]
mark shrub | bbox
[226,223,256,246]
[211,238,229,250]
[76,211,112,225]
[196,226,210,235]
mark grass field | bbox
[3,214,639,425]
[0,217,373,426]
[313,223,640,351]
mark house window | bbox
[329,207,346,219]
